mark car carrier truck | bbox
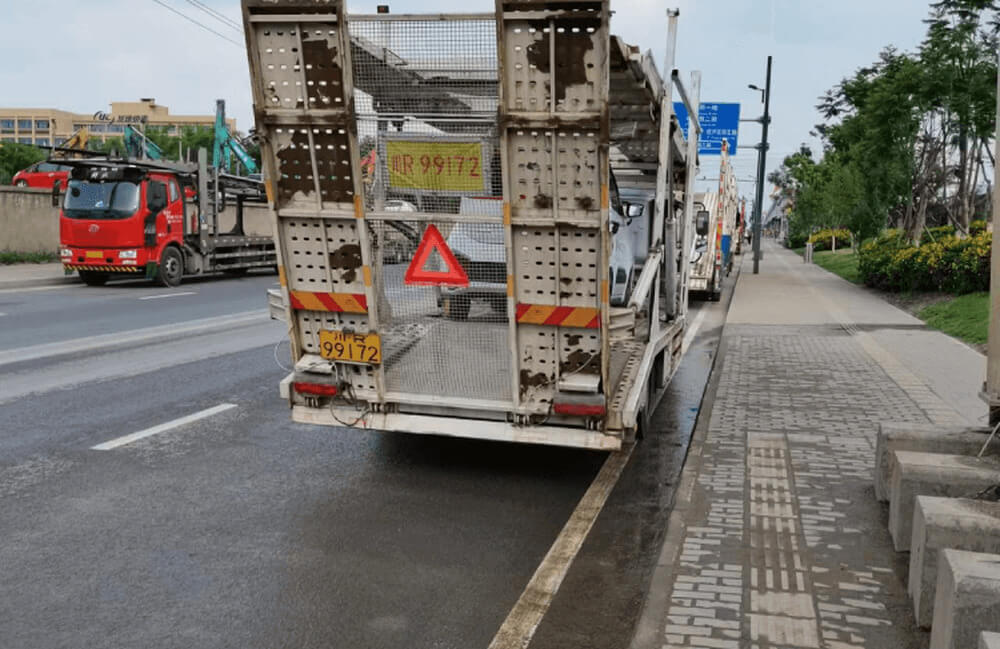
[244,0,702,450]
[58,152,275,287]
[688,141,738,301]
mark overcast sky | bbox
[1,0,933,196]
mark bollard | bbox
[805,242,814,264]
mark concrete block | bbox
[910,496,1000,628]
[888,451,1000,552]
[875,422,992,502]
[930,549,1000,649]
[982,631,1000,649]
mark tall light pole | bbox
[749,56,772,274]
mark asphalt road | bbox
[0,268,734,648]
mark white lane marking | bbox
[0,312,6,317]
[91,403,237,450]
[138,291,197,300]
[0,284,73,295]
[682,305,710,355]
[488,444,635,649]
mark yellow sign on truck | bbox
[386,140,485,192]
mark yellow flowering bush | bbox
[807,228,852,251]
[858,229,990,294]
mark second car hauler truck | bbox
[243,0,702,450]
[58,152,275,287]
[688,141,738,301]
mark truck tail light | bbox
[552,392,606,417]
[293,382,338,397]
[553,403,606,417]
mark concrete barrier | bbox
[0,185,272,251]
[0,186,59,252]
[910,496,1000,628]
[983,631,1000,648]
[876,422,995,502]
[930,549,1000,649]
[888,451,1000,552]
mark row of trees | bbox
[770,0,1000,245]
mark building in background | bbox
[0,99,236,147]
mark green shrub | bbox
[807,227,852,252]
[786,232,808,249]
[970,219,988,235]
[920,225,955,244]
[857,229,990,294]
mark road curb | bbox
[0,309,270,369]
[0,275,79,290]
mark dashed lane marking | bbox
[138,291,197,300]
[91,403,237,450]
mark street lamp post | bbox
[749,56,772,275]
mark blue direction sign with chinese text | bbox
[673,102,740,155]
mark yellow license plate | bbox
[85,250,103,258]
[319,330,382,365]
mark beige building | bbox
[0,99,237,147]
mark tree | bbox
[920,0,999,230]
[0,142,46,185]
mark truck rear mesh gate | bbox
[245,0,610,418]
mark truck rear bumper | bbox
[63,263,144,273]
[290,405,623,451]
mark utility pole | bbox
[987,49,1000,425]
[750,56,772,275]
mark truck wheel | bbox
[157,247,184,287]
[443,295,470,321]
[79,271,109,287]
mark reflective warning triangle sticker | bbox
[403,224,470,287]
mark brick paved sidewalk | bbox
[633,241,982,649]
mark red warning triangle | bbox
[403,224,470,287]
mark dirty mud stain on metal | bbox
[524,19,597,104]
[329,243,362,283]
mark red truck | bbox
[57,152,275,287]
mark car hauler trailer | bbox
[58,152,275,287]
[688,141,737,301]
[244,0,701,450]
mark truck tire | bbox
[443,295,470,321]
[157,246,184,288]
[79,271,109,287]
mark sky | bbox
[0,0,935,198]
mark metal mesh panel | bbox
[347,16,511,404]
[370,219,511,402]
[349,17,503,212]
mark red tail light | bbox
[293,382,338,397]
[553,403,606,417]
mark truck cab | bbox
[60,165,187,286]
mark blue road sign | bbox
[673,102,740,155]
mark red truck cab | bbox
[60,166,187,286]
